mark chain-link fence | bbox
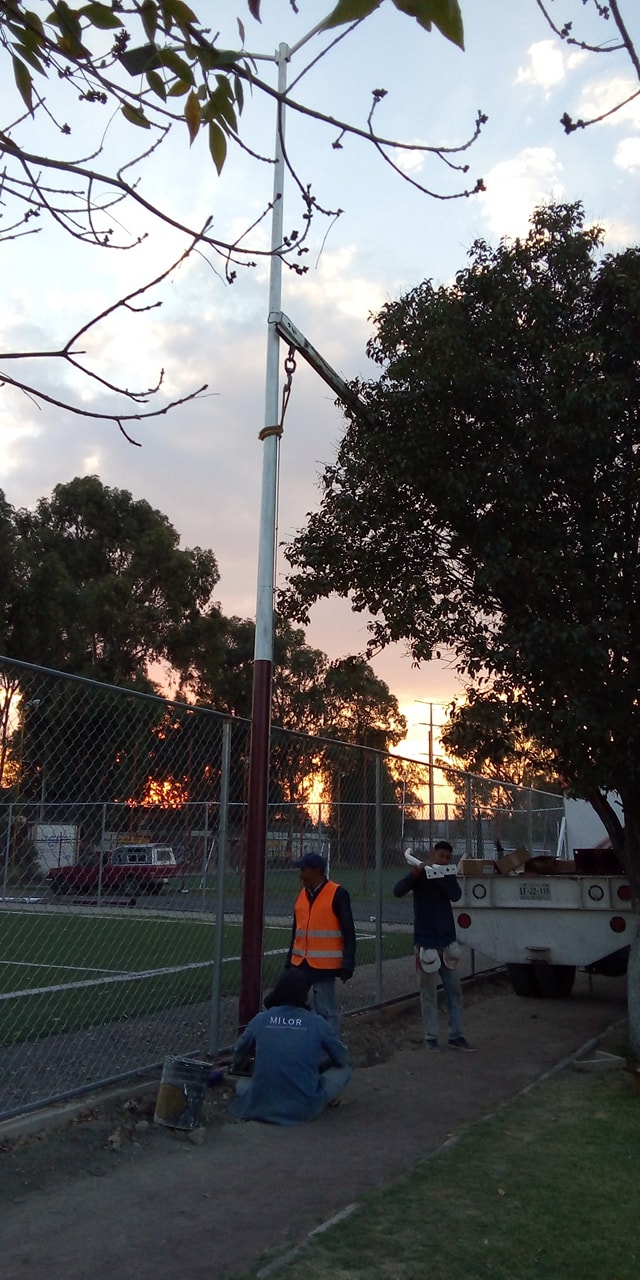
[0,654,563,1120]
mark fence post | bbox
[94,804,107,904]
[2,803,11,898]
[465,773,473,857]
[374,753,383,1005]
[209,719,232,1057]
[200,800,210,912]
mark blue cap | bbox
[290,853,327,872]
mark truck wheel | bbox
[123,876,140,897]
[506,964,540,997]
[534,964,576,999]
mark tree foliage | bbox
[0,473,221,685]
[181,610,406,747]
[284,201,640,886]
[440,690,565,791]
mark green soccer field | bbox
[0,906,412,1045]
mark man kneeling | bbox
[229,969,352,1125]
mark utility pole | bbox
[237,43,289,1030]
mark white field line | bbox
[0,959,128,975]
[0,946,288,1002]
[0,932,376,1003]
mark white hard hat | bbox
[442,941,462,969]
[418,947,441,974]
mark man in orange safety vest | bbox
[285,853,356,1034]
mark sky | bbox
[1,0,639,758]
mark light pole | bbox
[237,24,375,1029]
[237,40,289,1030]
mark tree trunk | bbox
[627,925,640,1064]
[614,784,640,1061]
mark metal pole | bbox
[209,720,232,1055]
[238,43,289,1029]
[374,753,383,1004]
[428,702,434,848]
[465,773,473,857]
[2,804,11,899]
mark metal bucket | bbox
[154,1056,212,1131]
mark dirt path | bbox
[0,971,629,1280]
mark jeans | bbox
[417,960,463,1043]
[310,975,340,1035]
[234,1061,351,1112]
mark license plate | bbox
[519,883,551,899]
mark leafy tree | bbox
[180,612,407,854]
[283,201,640,1052]
[1,474,221,684]
[1,0,475,425]
[440,691,565,791]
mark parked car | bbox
[47,844,178,897]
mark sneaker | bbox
[448,1036,476,1052]
[425,1039,439,1051]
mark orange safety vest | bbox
[291,881,344,971]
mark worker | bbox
[285,852,356,1034]
[229,968,352,1125]
[394,840,475,1052]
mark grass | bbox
[0,905,413,1043]
[240,1067,640,1280]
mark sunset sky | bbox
[1,1,638,755]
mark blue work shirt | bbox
[230,1002,351,1126]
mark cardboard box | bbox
[496,846,531,875]
[524,855,561,875]
[458,858,496,876]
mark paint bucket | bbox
[154,1056,212,1130]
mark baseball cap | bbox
[290,853,327,872]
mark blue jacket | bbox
[393,869,461,949]
[230,1003,351,1126]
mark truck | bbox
[29,823,79,873]
[47,843,178,898]
[454,797,638,998]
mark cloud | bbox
[515,40,586,93]
[391,144,427,176]
[592,216,639,250]
[614,137,640,171]
[575,76,640,130]
[478,147,564,239]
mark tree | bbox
[283,201,640,1053]
[440,691,565,791]
[1,473,221,683]
[179,612,407,853]
[1,0,477,427]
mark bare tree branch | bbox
[535,0,640,132]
